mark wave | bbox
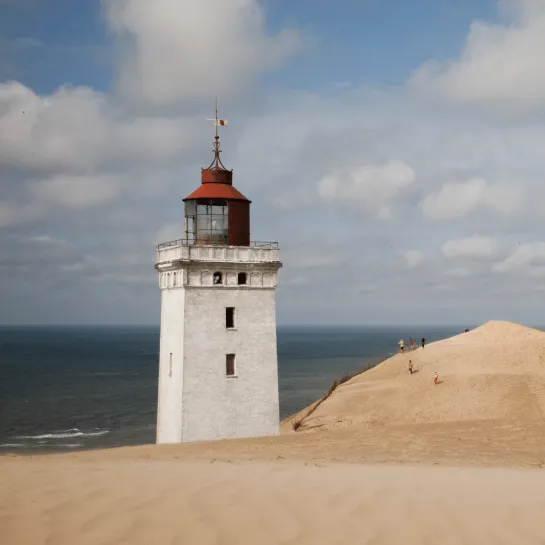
[0,442,83,449]
[15,429,109,440]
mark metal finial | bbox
[206,100,229,170]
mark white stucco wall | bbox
[156,278,185,444]
[155,243,281,444]
[182,285,279,442]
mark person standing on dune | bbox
[421,336,426,349]
[398,339,405,352]
[410,336,414,350]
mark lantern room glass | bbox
[185,198,228,244]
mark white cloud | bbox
[0,81,202,175]
[410,0,545,115]
[402,250,424,270]
[28,174,126,210]
[493,241,545,273]
[421,178,524,220]
[317,160,415,218]
[441,235,502,259]
[0,201,44,228]
[104,0,300,107]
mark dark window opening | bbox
[226,354,236,377]
[226,307,235,329]
[237,272,247,285]
[213,271,223,285]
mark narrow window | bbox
[213,271,223,285]
[226,307,235,329]
[226,354,236,377]
[169,353,173,377]
[173,272,177,287]
[237,272,247,285]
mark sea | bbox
[0,325,465,453]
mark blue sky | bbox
[1,0,545,325]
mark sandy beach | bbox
[3,320,545,544]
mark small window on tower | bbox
[213,271,223,285]
[226,307,235,329]
[226,354,236,377]
[237,272,247,285]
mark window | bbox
[213,271,223,285]
[189,199,228,244]
[226,354,236,376]
[226,307,235,329]
[237,272,247,285]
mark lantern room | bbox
[183,127,250,246]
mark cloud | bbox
[421,178,524,220]
[409,0,545,115]
[104,0,300,107]
[0,81,202,174]
[0,201,44,228]
[493,241,545,274]
[402,250,424,270]
[441,235,501,259]
[317,160,416,219]
[0,235,98,275]
[28,174,126,210]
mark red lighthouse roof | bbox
[184,182,249,202]
[183,106,250,203]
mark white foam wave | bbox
[0,443,26,448]
[15,430,109,440]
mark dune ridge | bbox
[283,320,545,432]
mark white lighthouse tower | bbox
[155,110,282,444]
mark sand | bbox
[283,320,545,431]
[3,320,545,545]
[3,458,545,545]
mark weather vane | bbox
[206,99,228,169]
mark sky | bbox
[1,0,545,326]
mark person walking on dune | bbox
[409,360,413,374]
[434,372,438,385]
[398,339,405,352]
[421,336,426,349]
[409,336,414,350]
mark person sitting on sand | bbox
[409,336,414,350]
[409,360,413,374]
[398,339,405,352]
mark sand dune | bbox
[2,458,545,545]
[3,320,545,545]
[283,320,545,432]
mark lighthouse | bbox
[155,109,282,444]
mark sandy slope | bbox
[3,320,545,545]
[2,458,545,545]
[282,320,545,432]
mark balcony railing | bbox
[157,239,279,250]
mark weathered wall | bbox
[155,246,281,444]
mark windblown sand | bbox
[3,320,545,545]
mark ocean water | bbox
[0,325,463,453]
